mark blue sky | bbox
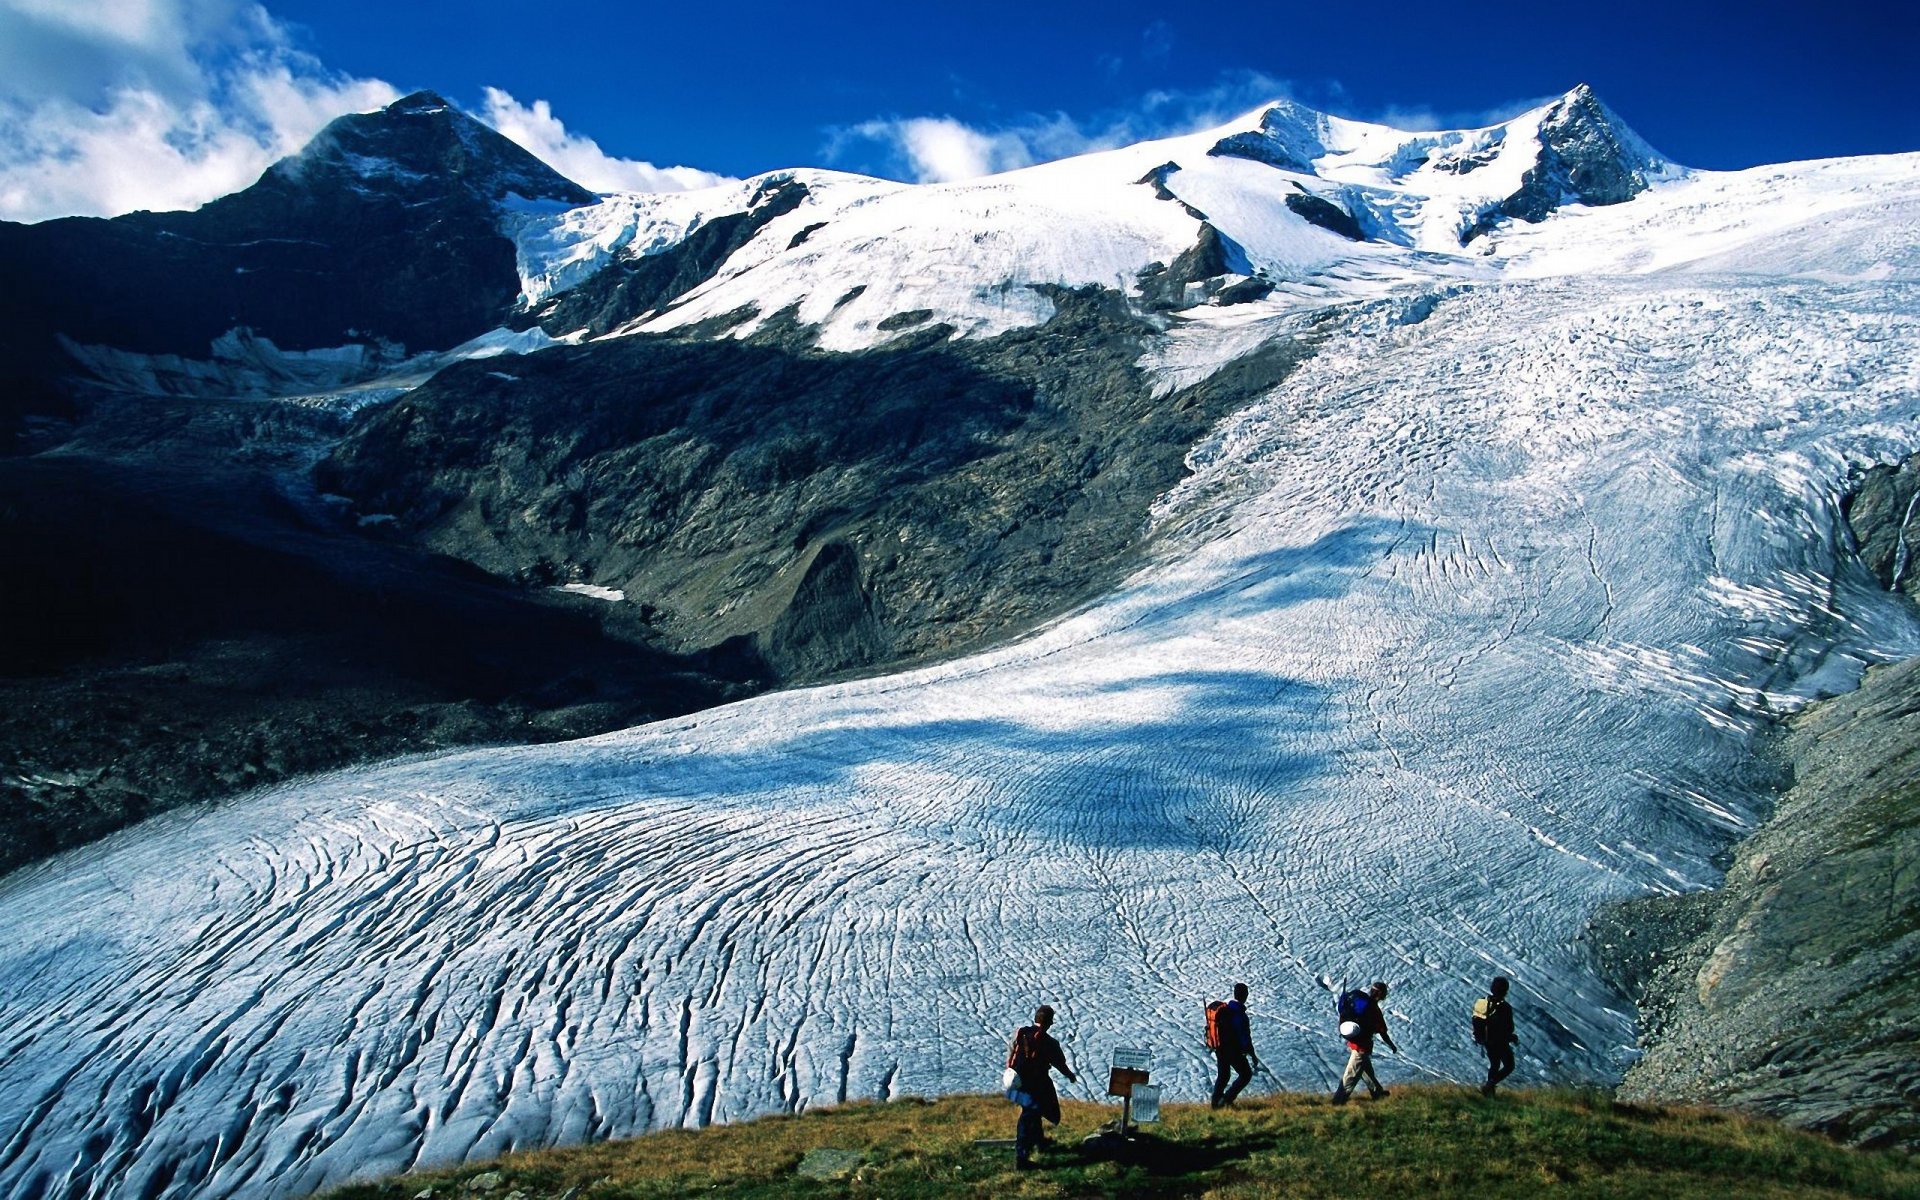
[1,0,1915,221]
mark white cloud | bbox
[826,72,1298,185]
[835,116,1033,184]
[478,88,732,194]
[0,0,397,222]
[824,73,1567,186]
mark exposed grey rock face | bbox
[1597,653,1920,1150]
[1464,85,1666,241]
[1136,224,1269,309]
[0,91,594,445]
[0,433,750,877]
[1206,98,1335,173]
[1284,191,1366,241]
[0,91,591,363]
[1846,454,1920,600]
[318,287,1315,687]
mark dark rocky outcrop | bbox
[1596,464,1920,1149]
[1135,162,1210,223]
[317,286,1316,688]
[1846,455,1920,601]
[1206,99,1332,173]
[0,445,750,876]
[876,309,934,331]
[1137,224,1267,309]
[1284,191,1366,242]
[1595,655,1920,1150]
[1463,85,1666,242]
[1136,161,1183,201]
[0,91,590,365]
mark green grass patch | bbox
[322,1087,1920,1200]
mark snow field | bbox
[3,269,1919,1199]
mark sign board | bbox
[1106,1067,1149,1098]
[1110,1046,1153,1072]
[1129,1083,1161,1124]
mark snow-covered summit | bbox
[504,84,1913,355]
[1205,84,1678,241]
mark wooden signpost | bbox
[1105,1046,1156,1136]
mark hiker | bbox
[1472,975,1517,1096]
[1208,982,1258,1108]
[1332,981,1398,1104]
[1005,1004,1078,1170]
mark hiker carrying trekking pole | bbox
[1332,981,1398,1104]
[1206,982,1258,1109]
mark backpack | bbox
[1471,996,1491,1046]
[1006,1026,1042,1073]
[1337,989,1371,1026]
[1205,1000,1229,1050]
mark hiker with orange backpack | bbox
[1206,982,1258,1108]
[1005,1004,1078,1171]
[1331,981,1398,1104]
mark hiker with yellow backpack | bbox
[1471,975,1517,1096]
[1204,982,1258,1108]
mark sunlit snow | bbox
[2,96,1919,1200]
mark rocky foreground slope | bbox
[1596,457,1920,1151]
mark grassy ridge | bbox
[324,1087,1920,1199]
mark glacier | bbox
[3,98,1920,1200]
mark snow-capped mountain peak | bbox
[503,85,1726,351]
[261,89,595,209]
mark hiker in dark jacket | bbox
[1473,975,1517,1096]
[1210,982,1258,1108]
[1005,1004,1077,1170]
[1332,981,1398,1104]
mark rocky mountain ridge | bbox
[1595,455,1920,1151]
[0,90,592,443]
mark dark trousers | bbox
[1013,1092,1044,1161]
[1211,1049,1253,1108]
[1484,1042,1515,1092]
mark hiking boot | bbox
[1370,1088,1390,1100]
[1015,1158,1036,1171]
[1481,1081,1496,1098]
[1331,1088,1348,1106]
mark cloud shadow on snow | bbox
[568,519,1428,851]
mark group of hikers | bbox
[1002,975,1520,1170]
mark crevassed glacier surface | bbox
[3,268,1918,1199]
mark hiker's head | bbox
[1233,982,1249,1002]
[1369,981,1389,1001]
[1490,976,1510,997]
[1034,1005,1055,1028]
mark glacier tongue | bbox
[3,276,1920,1199]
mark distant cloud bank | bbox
[0,0,397,221]
[822,71,1560,185]
[0,0,730,223]
[825,70,1301,184]
[478,88,732,195]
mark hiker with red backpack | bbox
[1332,981,1398,1104]
[1004,1004,1078,1170]
[1472,975,1517,1096]
[1206,982,1258,1108]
